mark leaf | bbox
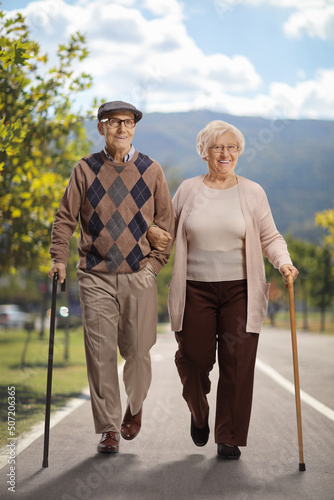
[11,208,22,218]
[12,41,31,65]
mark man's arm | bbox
[48,163,83,281]
[147,166,175,273]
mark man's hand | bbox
[48,262,66,283]
[280,264,299,286]
[147,226,173,252]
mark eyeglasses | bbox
[210,145,239,154]
[100,118,136,129]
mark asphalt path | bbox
[1,326,333,500]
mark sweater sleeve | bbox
[147,164,175,274]
[49,163,83,265]
[259,188,293,269]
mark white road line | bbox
[1,357,333,470]
[256,358,334,422]
[0,387,90,470]
[0,362,125,470]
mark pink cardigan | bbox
[168,175,293,334]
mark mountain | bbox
[86,110,334,241]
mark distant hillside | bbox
[86,110,334,241]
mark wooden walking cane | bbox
[287,273,306,471]
[42,272,66,468]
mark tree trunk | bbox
[302,285,308,330]
[320,307,326,332]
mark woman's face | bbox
[205,131,239,178]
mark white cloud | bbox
[228,0,334,40]
[141,0,184,18]
[269,68,334,119]
[4,0,334,119]
[283,5,334,39]
[7,0,262,111]
[143,66,334,121]
[223,67,334,120]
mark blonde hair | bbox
[196,120,245,158]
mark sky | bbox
[2,0,334,120]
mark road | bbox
[0,326,333,500]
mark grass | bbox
[263,310,334,334]
[0,326,88,449]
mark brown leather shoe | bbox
[121,405,142,440]
[97,431,120,453]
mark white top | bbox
[186,182,246,281]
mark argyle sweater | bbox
[49,149,174,274]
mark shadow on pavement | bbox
[20,451,303,500]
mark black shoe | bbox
[190,415,210,447]
[217,443,241,459]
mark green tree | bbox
[0,9,93,274]
[315,209,334,331]
[284,235,318,330]
[316,209,334,249]
[264,235,321,329]
[307,246,334,332]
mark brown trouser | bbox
[77,264,157,434]
[175,279,258,446]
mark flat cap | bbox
[97,100,143,122]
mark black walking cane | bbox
[42,272,66,468]
[287,273,306,471]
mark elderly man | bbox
[48,101,174,454]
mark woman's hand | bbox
[279,264,299,285]
[48,262,66,283]
[147,226,173,252]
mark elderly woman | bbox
[148,120,298,459]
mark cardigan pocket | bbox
[259,280,270,316]
[248,280,271,333]
[260,279,270,294]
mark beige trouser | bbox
[77,264,158,434]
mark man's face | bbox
[97,110,136,153]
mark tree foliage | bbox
[0,10,93,274]
[315,209,334,250]
[314,208,334,329]
[264,233,334,331]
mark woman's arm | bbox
[258,188,298,283]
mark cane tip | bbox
[42,460,49,468]
[299,463,306,471]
